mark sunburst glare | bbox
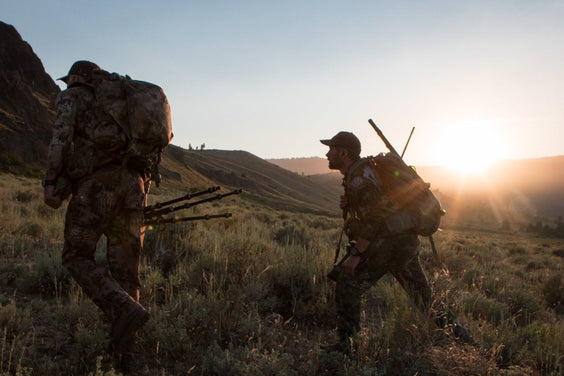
[439,120,506,175]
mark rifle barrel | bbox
[368,119,400,157]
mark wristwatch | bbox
[41,178,57,187]
[349,246,361,257]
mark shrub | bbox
[13,190,38,203]
[17,251,71,297]
[0,263,27,286]
[17,221,44,238]
[274,224,307,247]
[0,151,24,166]
[460,291,509,325]
[542,272,564,311]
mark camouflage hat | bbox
[57,60,100,83]
[320,131,361,157]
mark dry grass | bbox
[0,173,562,375]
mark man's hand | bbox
[341,238,371,277]
[44,185,62,209]
[341,255,361,276]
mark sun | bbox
[438,121,505,175]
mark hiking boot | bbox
[452,320,473,344]
[110,305,150,352]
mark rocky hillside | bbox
[0,21,60,176]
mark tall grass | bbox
[0,174,562,375]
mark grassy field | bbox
[0,173,563,375]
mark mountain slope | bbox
[0,21,60,176]
[266,157,331,176]
[162,145,340,214]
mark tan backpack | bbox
[367,152,445,236]
[90,70,173,185]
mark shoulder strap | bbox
[90,71,131,139]
[344,157,367,188]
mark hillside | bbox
[0,22,60,176]
[159,145,341,214]
[266,156,331,176]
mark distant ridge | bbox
[266,157,330,176]
[161,146,340,215]
[268,155,564,221]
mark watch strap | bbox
[349,246,361,256]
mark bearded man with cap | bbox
[44,60,150,369]
[319,131,471,355]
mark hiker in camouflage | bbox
[43,60,150,367]
[320,131,471,355]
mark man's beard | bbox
[328,158,344,170]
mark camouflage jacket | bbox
[46,84,126,181]
[343,158,397,241]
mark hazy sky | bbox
[4,0,563,166]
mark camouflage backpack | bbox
[367,152,445,236]
[90,70,173,185]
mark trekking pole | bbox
[428,233,440,264]
[401,127,415,159]
[333,211,347,264]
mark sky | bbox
[3,0,564,168]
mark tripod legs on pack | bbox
[429,235,439,263]
[143,187,243,227]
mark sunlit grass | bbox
[0,173,562,375]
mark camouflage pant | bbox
[62,164,146,324]
[334,234,432,341]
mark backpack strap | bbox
[344,157,366,190]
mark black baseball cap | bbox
[320,131,361,156]
[57,60,100,83]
